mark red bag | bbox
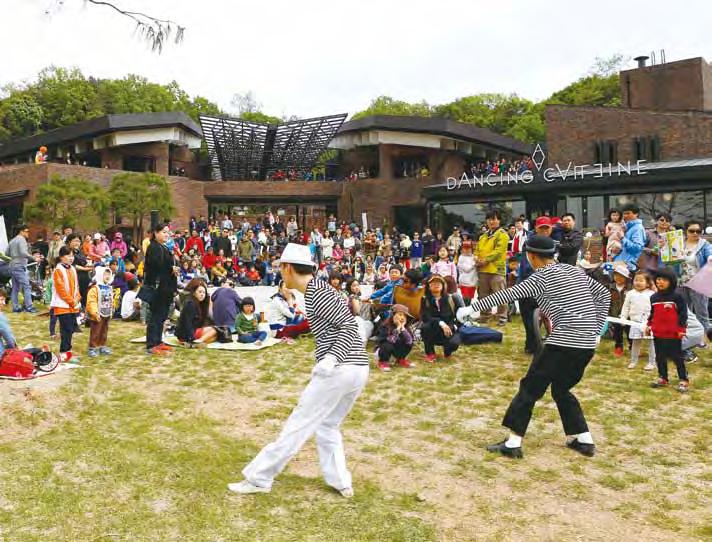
[0,350,36,378]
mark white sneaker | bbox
[227,480,270,494]
[644,362,656,371]
[339,487,354,498]
[627,361,637,369]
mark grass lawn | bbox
[0,310,710,542]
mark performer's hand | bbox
[456,306,473,322]
[312,354,337,378]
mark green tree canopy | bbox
[350,55,626,144]
[108,172,174,239]
[23,175,109,231]
[0,66,222,143]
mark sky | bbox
[1,0,711,118]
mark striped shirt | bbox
[305,278,369,366]
[471,263,611,350]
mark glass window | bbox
[585,196,605,231]
[432,201,524,233]
[705,191,712,227]
[565,197,583,225]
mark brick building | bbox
[425,55,712,232]
[3,55,711,240]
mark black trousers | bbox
[653,338,688,382]
[502,344,594,436]
[146,299,170,350]
[519,297,541,354]
[421,321,461,356]
[377,338,413,362]
[610,323,629,349]
[57,313,76,353]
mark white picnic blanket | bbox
[129,335,281,351]
[0,362,82,381]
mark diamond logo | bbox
[531,143,546,170]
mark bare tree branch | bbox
[47,0,185,53]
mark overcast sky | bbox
[2,0,711,118]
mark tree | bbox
[23,175,109,231]
[47,0,184,53]
[351,96,433,120]
[108,172,174,240]
[0,68,224,142]
[231,91,261,116]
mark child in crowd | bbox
[266,281,309,340]
[376,304,415,371]
[605,209,625,261]
[121,278,143,322]
[420,255,434,281]
[235,297,267,345]
[431,246,457,294]
[647,268,690,393]
[621,271,656,370]
[86,266,114,357]
[420,274,461,363]
[376,263,389,285]
[328,272,347,300]
[246,264,261,286]
[609,266,631,357]
[369,264,403,305]
[176,280,217,347]
[457,235,477,302]
[0,289,18,356]
[51,246,81,362]
[345,278,374,344]
[212,260,228,285]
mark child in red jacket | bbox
[646,268,689,393]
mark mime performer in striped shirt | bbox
[229,243,369,497]
[457,235,611,459]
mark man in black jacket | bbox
[213,228,233,258]
[557,213,583,266]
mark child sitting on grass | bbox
[235,297,267,345]
[621,271,656,370]
[375,304,415,371]
[646,268,690,393]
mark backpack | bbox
[459,325,503,345]
[0,350,35,378]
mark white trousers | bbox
[355,316,374,346]
[242,364,369,490]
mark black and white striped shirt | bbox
[471,263,611,350]
[305,278,369,366]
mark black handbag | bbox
[137,284,156,304]
[215,326,233,343]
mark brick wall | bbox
[99,142,171,175]
[546,105,712,165]
[620,57,708,111]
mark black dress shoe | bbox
[566,439,596,457]
[486,440,523,458]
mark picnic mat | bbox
[130,335,281,351]
[0,362,83,381]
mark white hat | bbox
[274,243,316,269]
[93,232,101,240]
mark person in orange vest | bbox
[51,246,81,362]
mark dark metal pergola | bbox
[199,113,347,181]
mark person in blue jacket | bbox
[410,232,424,269]
[369,265,403,306]
[614,204,647,271]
